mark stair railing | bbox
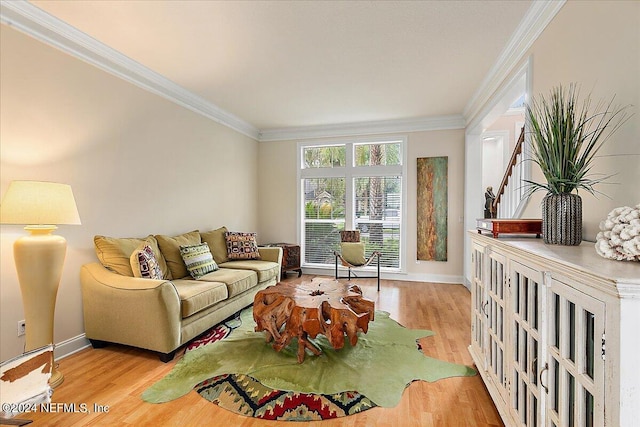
[492,127,525,218]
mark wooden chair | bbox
[334,230,381,291]
[0,345,54,426]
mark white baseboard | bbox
[300,267,464,285]
[399,273,465,285]
[54,333,91,360]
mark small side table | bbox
[265,243,302,278]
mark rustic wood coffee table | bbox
[253,278,375,363]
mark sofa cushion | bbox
[171,279,228,318]
[198,268,257,298]
[200,227,229,264]
[156,230,201,279]
[218,260,280,283]
[225,231,261,260]
[180,243,218,279]
[95,235,171,279]
[131,244,163,279]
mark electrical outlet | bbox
[17,320,26,337]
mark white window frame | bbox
[297,136,408,273]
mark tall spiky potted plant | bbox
[525,84,631,245]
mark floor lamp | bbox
[0,181,81,389]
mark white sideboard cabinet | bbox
[469,231,640,427]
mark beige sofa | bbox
[80,227,282,362]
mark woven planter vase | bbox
[542,193,582,245]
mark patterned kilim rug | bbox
[195,374,375,420]
[184,311,375,420]
[143,308,476,421]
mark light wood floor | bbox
[18,275,503,426]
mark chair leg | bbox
[377,256,380,292]
[335,254,338,280]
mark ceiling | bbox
[26,0,533,133]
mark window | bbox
[303,145,345,168]
[299,138,405,271]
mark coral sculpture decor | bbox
[595,204,640,261]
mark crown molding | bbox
[258,115,465,142]
[462,0,566,125]
[1,0,563,143]
[0,0,260,140]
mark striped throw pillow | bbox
[180,243,218,279]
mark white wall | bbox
[520,1,640,240]
[463,1,638,286]
[0,26,259,361]
[258,128,466,284]
[482,137,504,193]
[487,112,524,156]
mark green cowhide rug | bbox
[142,308,475,408]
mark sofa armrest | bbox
[82,263,170,290]
[258,246,283,265]
[258,246,283,281]
[80,263,182,354]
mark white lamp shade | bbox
[0,181,81,226]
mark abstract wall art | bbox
[417,156,448,261]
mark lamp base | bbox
[13,226,67,389]
[49,369,64,389]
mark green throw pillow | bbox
[180,243,218,279]
[341,242,366,265]
[156,230,201,279]
[200,226,229,264]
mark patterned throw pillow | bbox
[127,237,172,280]
[340,230,361,243]
[180,243,218,279]
[225,231,261,260]
[135,244,163,280]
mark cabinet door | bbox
[510,261,545,427]
[545,278,605,427]
[486,249,508,403]
[470,241,487,362]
